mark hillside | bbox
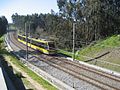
[76,35,120,72]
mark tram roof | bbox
[18,34,54,43]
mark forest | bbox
[0,16,8,37]
[11,0,120,51]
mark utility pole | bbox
[29,23,31,47]
[29,22,32,47]
[29,23,30,37]
[25,22,28,60]
[73,22,76,60]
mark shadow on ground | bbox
[0,55,26,90]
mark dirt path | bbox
[5,56,46,90]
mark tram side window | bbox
[18,35,26,41]
[38,42,48,49]
[18,36,20,39]
[23,37,26,41]
[31,40,40,47]
[25,38,30,43]
[31,40,47,49]
[18,36,23,40]
[44,44,48,49]
[31,40,36,46]
[27,38,31,43]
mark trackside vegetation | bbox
[0,36,57,90]
[58,35,120,72]
[12,0,120,52]
[0,16,8,37]
[58,35,120,60]
[4,55,57,90]
[76,35,120,61]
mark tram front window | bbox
[48,42,55,49]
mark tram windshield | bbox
[48,42,55,49]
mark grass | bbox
[0,35,57,90]
[76,35,120,72]
[22,78,36,90]
[89,60,120,72]
[58,35,120,72]
[5,55,57,90]
[58,35,120,60]
[57,49,73,57]
[76,35,120,61]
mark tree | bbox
[57,0,83,21]
[0,16,8,37]
[11,0,120,51]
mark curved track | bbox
[7,30,120,90]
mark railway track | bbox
[32,55,120,90]
[7,30,120,90]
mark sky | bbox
[0,0,59,23]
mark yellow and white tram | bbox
[18,34,56,54]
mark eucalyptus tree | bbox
[0,16,8,37]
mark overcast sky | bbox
[0,0,59,23]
